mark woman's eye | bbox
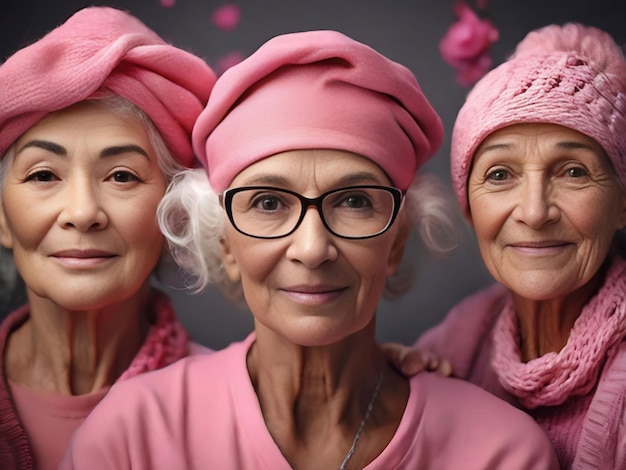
[485,169,509,182]
[110,171,139,183]
[341,194,372,209]
[565,166,588,178]
[252,195,283,211]
[25,170,57,182]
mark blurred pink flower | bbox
[216,51,244,75]
[160,0,176,8]
[212,4,241,32]
[455,53,493,87]
[440,3,499,86]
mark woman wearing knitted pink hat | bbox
[389,23,626,469]
[0,6,215,469]
[62,30,558,470]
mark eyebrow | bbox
[555,141,597,152]
[19,139,66,156]
[240,171,385,187]
[17,140,149,159]
[478,141,598,155]
[100,145,149,159]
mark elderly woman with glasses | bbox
[62,31,558,469]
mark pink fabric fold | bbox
[0,6,216,166]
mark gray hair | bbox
[157,168,458,303]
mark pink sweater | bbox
[0,291,210,470]
[61,333,558,469]
[417,257,626,469]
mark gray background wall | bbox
[2,0,625,349]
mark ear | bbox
[0,202,14,249]
[219,234,241,283]
[386,215,411,276]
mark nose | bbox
[512,175,560,229]
[56,177,108,231]
[286,206,338,268]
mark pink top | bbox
[62,333,558,469]
[417,257,626,469]
[0,291,211,470]
[8,381,109,470]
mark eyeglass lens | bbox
[227,186,398,239]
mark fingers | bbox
[437,359,453,377]
[381,342,454,377]
[381,342,426,376]
[401,348,431,376]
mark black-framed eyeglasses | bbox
[219,185,404,240]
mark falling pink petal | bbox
[439,3,499,86]
[216,51,244,75]
[212,4,241,32]
[160,0,176,8]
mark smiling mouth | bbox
[507,241,573,256]
[280,286,347,304]
[510,241,570,249]
[51,250,117,267]
[52,249,115,258]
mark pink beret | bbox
[192,30,443,192]
[0,6,216,167]
[451,23,626,217]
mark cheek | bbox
[1,194,52,249]
[225,236,282,286]
[469,195,507,242]
[470,211,499,247]
[350,243,395,288]
[573,205,619,250]
[117,190,164,242]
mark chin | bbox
[275,323,350,348]
[507,281,573,303]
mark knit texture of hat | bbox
[451,23,626,217]
[0,6,216,167]
[192,30,443,192]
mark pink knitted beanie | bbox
[451,23,626,217]
[0,6,216,167]
[192,30,443,192]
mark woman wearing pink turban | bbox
[63,30,558,469]
[0,7,215,469]
[392,23,626,469]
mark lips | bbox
[506,240,573,256]
[50,249,117,268]
[52,249,116,258]
[280,284,347,304]
[509,240,570,249]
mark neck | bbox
[514,272,603,361]
[247,319,408,470]
[5,283,152,395]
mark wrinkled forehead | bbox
[227,149,393,192]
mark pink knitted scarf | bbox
[492,257,626,409]
[117,292,190,382]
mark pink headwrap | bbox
[451,23,626,217]
[0,6,216,167]
[192,30,443,192]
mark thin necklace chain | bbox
[339,366,386,470]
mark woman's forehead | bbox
[228,149,392,189]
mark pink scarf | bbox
[492,257,626,409]
[118,291,190,382]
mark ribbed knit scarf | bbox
[492,257,626,409]
[118,291,190,381]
